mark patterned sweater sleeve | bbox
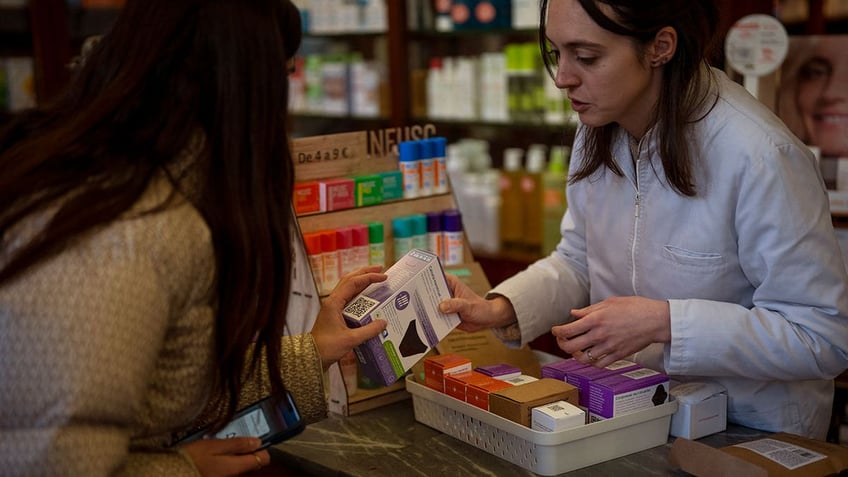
[236,334,328,423]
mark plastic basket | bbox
[406,375,677,475]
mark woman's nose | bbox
[821,65,848,101]
[555,64,579,90]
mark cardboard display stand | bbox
[292,125,485,415]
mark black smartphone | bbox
[177,392,305,449]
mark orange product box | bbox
[294,181,320,216]
[424,353,472,392]
[466,376,513,411]
[444,371,491,402]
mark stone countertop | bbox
[269,398,768,477]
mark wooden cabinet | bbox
[0,0,120,110]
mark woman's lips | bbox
[813,113,848,125]
[570,99,589,112]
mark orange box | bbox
[444,371,491,401]
[424,354,472,392]
[294,181,320,216]
[466,376,513,411]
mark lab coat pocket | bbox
[661,245,726,271]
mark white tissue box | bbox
[669,381,727,440]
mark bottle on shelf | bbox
[521,144,546,255]
[542,145,570,255]
[499,147,525,253]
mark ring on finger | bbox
[253,452,263,470]
[586,349,596,362]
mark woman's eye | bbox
[576,55,597,65]
[799,58,831,82]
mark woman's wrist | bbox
[486,294,518,328]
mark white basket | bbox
[406,375,677,476]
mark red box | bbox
[294,181,320,215]
[444,371,491,401]
[319,177,355,212]
[424,354,472,392]
[466,376,513,411]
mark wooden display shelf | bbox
[292,125,485,416]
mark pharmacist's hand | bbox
[439,274,517,332]
[550,296,671,368]
[311,265,388,371]
[181,437,269,477]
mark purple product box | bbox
[475,364,521,380]
[541,358,590,381]
[566,360,640,408]
[342,249,460,386]
[587,368,670,422]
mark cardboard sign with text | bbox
[669,432,848,477]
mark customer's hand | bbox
[550,296,671,368]
[311,265,388,370]
[439,274,518,332]
[181,437,269,477]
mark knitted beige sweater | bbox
[0,175,326,476]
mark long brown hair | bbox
[539,0,719,196]
[0,0,303,428]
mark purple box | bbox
[541,358,590,381]
[475,363,521,380]
[587,368,670,421]
[566,360,640,407]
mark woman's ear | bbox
[649,26,678,67]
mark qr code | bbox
[344,296,379,319]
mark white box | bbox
[532,400,586,432]
[669,381,727,440]
[343,249,459,386]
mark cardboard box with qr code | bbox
[342,248,460,386]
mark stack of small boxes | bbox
[423,353,584,432]
[541,357,672,424]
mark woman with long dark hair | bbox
[0,1,386,474]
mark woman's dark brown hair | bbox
[0,0,303,429]
[539,0,719,196]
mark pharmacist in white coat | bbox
[440,0,848,439]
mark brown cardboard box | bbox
[489,378,579,427]
[669,432,848,476]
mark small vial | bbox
[368,221,385,268]
[336,226,355,277]
[442,209,464,266]
[418,139,435,197]
[351,224,370,270]
[392,216,413,263]
[399,140,421,199]
[431,137,449,194]
[320,230,340,295]
[302,232,324,294]
[426,211,444,259]
[410,214,428,252]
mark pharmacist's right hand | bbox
[439,274,517,332]
[311,265,388,371]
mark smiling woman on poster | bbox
[778,35,848,161]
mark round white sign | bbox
[725,14,789,77]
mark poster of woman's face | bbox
[777,35,848,159]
